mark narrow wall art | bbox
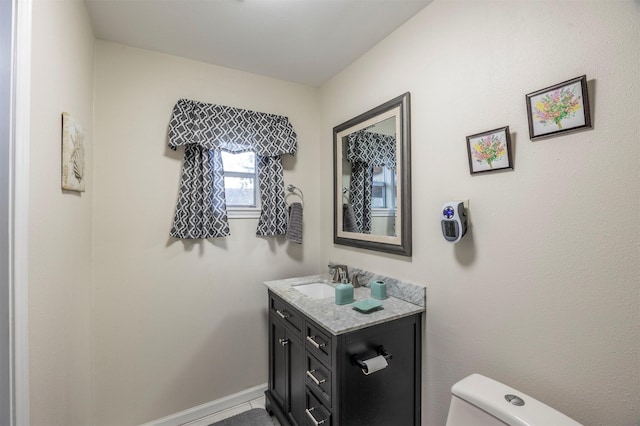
[526,75,591,140]
[61,112,86,192]
[466,126,513,175]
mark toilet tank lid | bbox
[451,374,583,426]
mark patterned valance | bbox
[347,130,396,169]
[169,98,297,156]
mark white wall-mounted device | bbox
[441,201,468,243]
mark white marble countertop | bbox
[263,274,425,335]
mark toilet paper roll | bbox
[361,355,388,375]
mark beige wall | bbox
[92,41,321,425]
[320,2,639,425]
[28,0,95,424]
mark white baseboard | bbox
[140,383,267,426]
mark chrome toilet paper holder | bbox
[352,346,393,371]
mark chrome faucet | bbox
[329,264,349,283]
[328,264,361,287]
[351,274,361,288]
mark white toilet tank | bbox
[445,374,583,426]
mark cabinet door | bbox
[340,316,421,426]
[270,318,288,410]
[270,315,305,426]
[288,332,305,426]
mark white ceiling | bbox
[84,0,431,87]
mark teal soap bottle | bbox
[335,270,354,305]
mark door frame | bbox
[3,0,32,424]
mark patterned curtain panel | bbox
[349,163,373,234]
[168,99,297,239]
[256,155,288,236]
[346,130,396,233]
[170,146,230,238]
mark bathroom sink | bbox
[293,282,335,299]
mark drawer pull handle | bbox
[276,309,290,320]
[278,338,289,346]
[305,407,326,425]
[306,369,326,386]
[306,335,326,349]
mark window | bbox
[371,166,396,212]
[221,151,260,217]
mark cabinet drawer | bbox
[305,354,332,407]
[305,390,331,426]
[270,295,303,334]
[305,322,332,366]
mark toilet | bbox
[446,374,583,426]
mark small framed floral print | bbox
[526,75,591,140]
[466,126,513,174]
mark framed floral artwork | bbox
[61,112,86,192]
[466,126,513,175]
[526,75,591,140]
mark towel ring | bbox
[342,187,351,202]
[286,184,304,207]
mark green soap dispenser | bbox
[335,270,354,305]
[335,282,354,305]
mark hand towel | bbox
[343,203,359,233]
[286,202,303,244]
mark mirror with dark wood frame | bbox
[333,92,411,256]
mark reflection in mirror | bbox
[341,116,397,236]
[334,93,411,256]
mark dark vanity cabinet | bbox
[266,291,422,426]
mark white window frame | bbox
[221,151,261,219]
[372,166,396,217]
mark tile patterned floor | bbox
[182,396,280,426]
